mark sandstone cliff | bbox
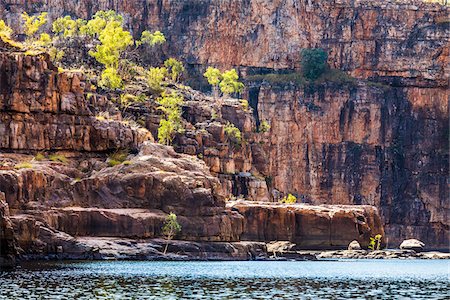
[0,0,448,251]
[0,46,386,265]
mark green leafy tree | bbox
[84,10,124,37]
[89,21,133,69]
[99,67,123,89]
[147,67,168,94]
[368,234,382,251]
[259,120,271,133]
[203,67,222,98]
[22,12,48,40]
[0,20,13,39]
[48,47,65,64]
[157,91,184,145]
[138,30,166,46]
[219,69,244,96]
[164,58,185,82]
[37,33,52,47]
[162,212,182,254]
[300,48,328,80]
[52,16,76,37]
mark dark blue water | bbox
[1,260,449,299]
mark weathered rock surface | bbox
[311,249,450,260]
[1,0,448,85]
[228,201,384,250]
[348,240,361,250]
[251,82,449,249]
[0,192,16,267]
[400,239,425,252]
[0,51,151,151]
[1,0,448,260]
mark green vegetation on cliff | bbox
[204,67,244,98]
[157,92,185,145]
[300,48,328,80]
[162,213,182,255]
[246,48,356,88]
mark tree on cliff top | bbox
[300,48,328,81]
[164,58,185,82]
[204,67,222,99]
[162,213,182,255]
[0,20,13,39]
[22,12,48,40]
[220,69,244,96]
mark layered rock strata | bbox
[229,201,384,250]
[0,0,447,249]
[251,82,449,249]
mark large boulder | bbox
[399,239,425,252]
[348,240,361,250]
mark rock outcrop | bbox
[0,0,448,259]
[0,51,150,151]
[229,201,384,250]
[250,81,449,249]
[0,192,16,268]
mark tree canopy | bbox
[300,48,328,81]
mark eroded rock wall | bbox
[1,0,448,83]
[253,82,449,249]
[229,201,385,250]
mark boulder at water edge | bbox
[348,240,361,250]
[400,239,425,252]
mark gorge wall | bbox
[0,0,448,249]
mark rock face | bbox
[0,0,448,256]
[1,0,446,250]
[1,0,448,83]
[229,201,384,250]
[252,82,449,249]
[0,192,16,267]
[0,51,150,151]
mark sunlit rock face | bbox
[253,82,448,249]
[1,0,448,83]
[0,0,448,250]
[229,201,385,250]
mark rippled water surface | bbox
[1,260,449,299]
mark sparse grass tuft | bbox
[34,153,45,161]
[107,150,129,167]
[49,154,68,163]
[14,162,33,170]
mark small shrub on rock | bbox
[368,234,382,251]
[224,122,242,145]
[279,193,297,204]
[14,162,33,170]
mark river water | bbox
[0,260,449,299]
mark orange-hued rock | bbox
[229,201,384,250]
[0,52,151,151]
[252,82,448,249]
[1,0,447,84]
